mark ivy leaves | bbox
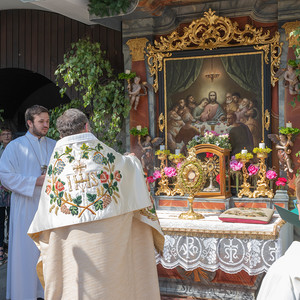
[53,38,130,148]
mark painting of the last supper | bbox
[163,51,266,156]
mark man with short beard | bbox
[223,92,238,113]
[200,91,225,122]
[0,105,56,300]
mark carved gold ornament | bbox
[146,9,282,92]
[282,21,300,48]
[158,112,165,132]
[264,109,270,131]
[126,37,149,62]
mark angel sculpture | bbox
[275,64,300,96]
[268,133,294,173]
[138,135,163,175]
[128,76,151,110]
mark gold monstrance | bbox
[177,147,206,220]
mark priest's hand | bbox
[36,175,46,186]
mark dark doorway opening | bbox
[0,68,70,135]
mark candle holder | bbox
[169,154,185,196]
[155,150,172,196]
[252,147,273,198]
[235,152,253,198]
[177,148,206,220]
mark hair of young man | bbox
[25,105,49,129]
[56,108,89,138]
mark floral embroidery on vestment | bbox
[46,143,122,217]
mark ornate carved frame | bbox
[145,9,282,93]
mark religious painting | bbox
[161,49,269,156]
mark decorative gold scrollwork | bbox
[264,109,270,131]
[145,9,282,92]
[158,113,165,132]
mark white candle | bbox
[286,121,292,128]
[259,142,265,149]
[160,145,165,151]
[241,149,248,154]
[175,149,180,155]
[136,125,142,131]
[125,69,131,74]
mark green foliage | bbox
[279,127,300,135]
[129,127,149,136]
[88,0,132,17]
[118,72,136,80]
[53,38,130,148]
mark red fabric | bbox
[218,217,269,224]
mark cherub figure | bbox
[138,134,163,175]
[268,133,294,173]
[284,65,300,95]
[128,76,147,110]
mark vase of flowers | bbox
[230,157,243,194]
[187,131,231,149]
[266,169,278,191]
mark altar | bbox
[156,210,293,300]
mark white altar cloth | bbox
[156,211,293,275]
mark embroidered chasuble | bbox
[28,132,164,300]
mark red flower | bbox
[276,177,287,187]
[100,171,109,183]
[216,174,220,184]
[147,176,155,183]
[114,170,121,182]
[277,177,287,183]
[206,152,213,158]
[46,185,51,195]
[55,181,64,192]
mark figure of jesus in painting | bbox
[200,91,225,122]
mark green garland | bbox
[253,147,272,154]
[129,127,149,136]
[279,127,300,135]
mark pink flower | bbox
[164,167,177,177]
[248,164,259,176]
[216,174,220,184]
[147,176,155,183]
[206,152,213,158]
[153,170,161,180]
[276,177,287,187]
[230,159,243,171]
[266,170,277,180]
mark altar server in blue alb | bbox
[0,105,56,300]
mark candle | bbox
[286,121,292,128]
[136,125,142,131]
[160,145,165,151]
[125,69,131,74]
[259,142,265,149]
[175,149,180,155]
[241,149,248,154]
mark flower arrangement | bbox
[266,170,277,180]
[279,127,300,135]
[235,152,254,160]
[187,131,231,149]
[230,157,243,193]
[266,169,278,191]
[150,167,177,182]
[275,177,287,189]
[155,149,171,156]
[168,153,185,160]
[253,147,272,154]
[129,126,149,136]
[248,164,259,176]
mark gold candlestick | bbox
[170,156,185,196]
[155,152,172,196]
[238,159,253,198]
[252,152,274,198]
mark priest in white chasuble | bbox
[28,108,164,300]
[0,105,56,300]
